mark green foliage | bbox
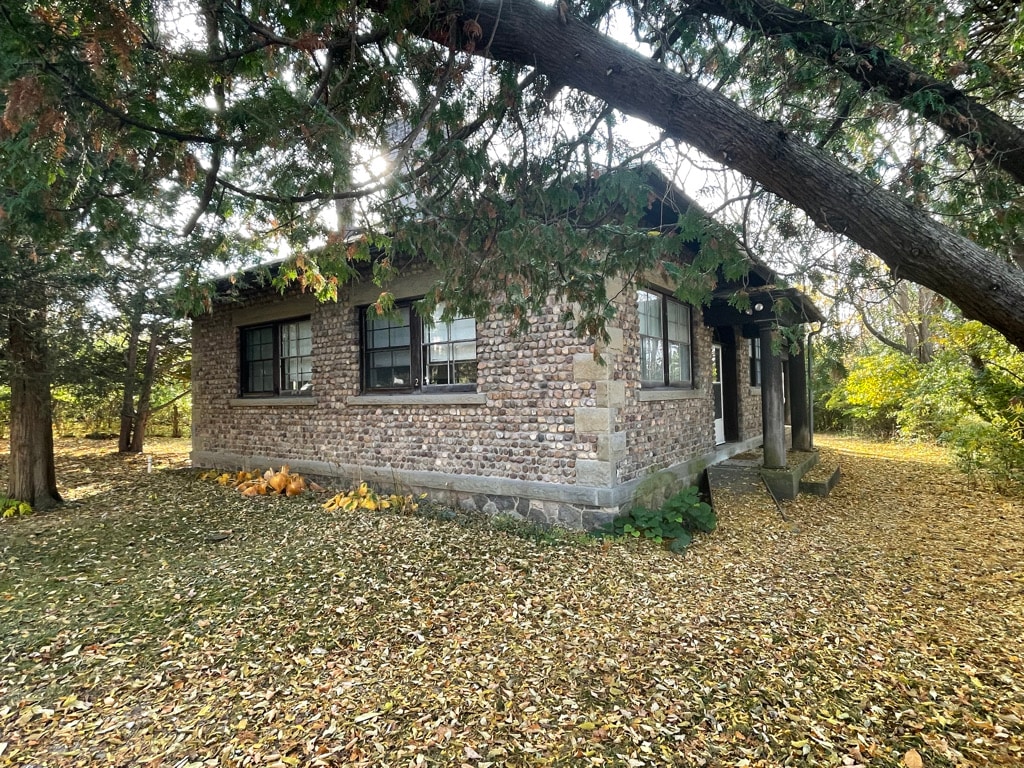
[827,320,1024,486]
[908,322,1024,487]
[0,386,9,438]
[1,497,33,519]
[809,330,852,433]
[600,486,716,554]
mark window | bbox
[749,337,762,387]
[240,317,313,396]
[362,301,477,392]
[638,289,692,387]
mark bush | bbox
[827,320,1024,487]
[827,349,920,436]
[600,486,716,553]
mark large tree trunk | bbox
[7,282,61,510]
[128,325,160,453]
[118,307,142,453]
[415,0,1024,349]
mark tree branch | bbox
[386,0,1024,349]
[681,0,1024,184]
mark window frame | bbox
[638,288,693,389]
[239,316,313,397]
[360,299,478,394]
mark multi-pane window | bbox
[241,317,312,396]
[638,289,692,387]
[424,308,477,386]
[365,306,413,389]
[363,301,477,392]
[749,337,762,387]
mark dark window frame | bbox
[239,316,313,397]
[638,288,693,389]
[360,299,478,394]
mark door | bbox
[712,343,726,444]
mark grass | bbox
[0,436,1022,767]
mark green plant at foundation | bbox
[599,486,716,553]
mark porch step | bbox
[707,452,842,506]
[799,464,842,496]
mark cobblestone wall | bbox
[738,342,764,439]
[192,270,765,527]
[194,290,594,478]
[612,283,715,485]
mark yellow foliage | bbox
[322,484,421,514]
[2,499,33,518]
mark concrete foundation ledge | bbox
[760,450,819,501]
[191,437,766,530]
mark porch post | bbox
[759,326,786,469]
[789,338,811,452]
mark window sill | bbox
[347,393,487,407]
[638,387,704,402]
[230,397,318,407]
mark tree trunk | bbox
[7,282,61,510]
[118,304,143,453]
[171,403,181,439]
[412,0,1024,349]
[129,325,160,453]
[895,283,919,360]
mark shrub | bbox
[599,486,716,553]
[949,417,1024,489]
[827,349,921,436]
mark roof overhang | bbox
[703,286,826,331]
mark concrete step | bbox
[799,464,842,497]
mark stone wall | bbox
[192,270,765,528]
[738,340,764,439]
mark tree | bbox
[663,0,1024,185]
[0,2,224,504]
[400,0,1024,345]
[7,0,1023,343]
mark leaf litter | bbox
[0,436,1022,766]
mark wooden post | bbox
[789,339,811,451]
[759,326,786,469]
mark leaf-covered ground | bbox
[1,436,1022,767]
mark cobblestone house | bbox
[191,266,766,529]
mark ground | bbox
[0,436,1022,767]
